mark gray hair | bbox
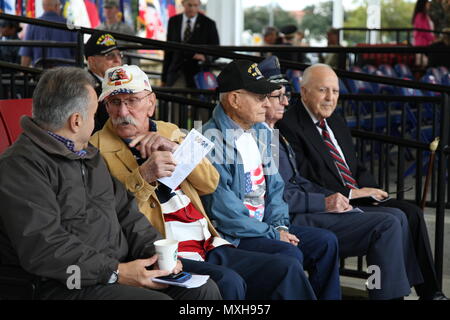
[301,63,335,87]
[32,67,95,131]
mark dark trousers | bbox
[292,209,420,300]
[38,277,221,300]
[238,225,341,300]
[182,245,316,300]
[379,198,440,298]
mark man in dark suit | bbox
[276,63,447,300]
[259,56,423,300]
[162,0,219,88]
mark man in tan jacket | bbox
[90,64,317,300]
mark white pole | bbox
[367,0,381,44]
[206,0,243,46]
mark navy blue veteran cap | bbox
[85,32,119,58]
[258,56,289,84]
[217,59,281,94]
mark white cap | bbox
[99,65,152,102]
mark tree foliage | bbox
[344,0,415,45]
[299,1,333,41]
[244,5,298,34]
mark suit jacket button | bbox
[150,202,156,208]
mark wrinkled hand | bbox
[129,132,178,159]
[117,255,171,290]
[139,151,177,183]
[325,193,353,212]
[352,187,388,201]
[279,230,300,246]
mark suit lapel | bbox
[297,104,343,183]
[174,14,183,42]
[188,14,203,43]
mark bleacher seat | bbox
[438,66,448,78]
[394,64,413,80]
[378,64,398,78]
[425,67,443,84]
[0,99,33,151]
[441,73,450,86]
[286,69,303,93]
[345,78,374,94]
[362,64,377,74]
[420,74,441,97]
[194,71,218,90]
[0,112,11,154]
[339,79,349,94]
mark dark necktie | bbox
[318,119,358,189]
[184,19,192,42]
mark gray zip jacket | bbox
[0,116,161,287]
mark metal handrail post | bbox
[434,93,450,289]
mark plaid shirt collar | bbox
[47,131,87,157]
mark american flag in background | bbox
[3,0,179,39]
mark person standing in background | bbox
[19,0,77,68]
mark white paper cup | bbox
[154,239,179,272]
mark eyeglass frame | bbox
[268,92,291,103]
[106,93,152,109]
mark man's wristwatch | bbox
[108,269,119,284]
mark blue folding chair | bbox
[394,64,414,80]
[362,64,377,75]
[194,71,218,90]
[286,69,303,93]
[425,67,443,84]
[378,64,398,78]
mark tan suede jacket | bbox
[90,119,221,238]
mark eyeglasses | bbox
[268,92,291,103]
[106,93,151,109]
[99,51,123,60]
[235,91,269,102]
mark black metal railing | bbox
[0,12,449,290]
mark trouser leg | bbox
[380,199,439,298]
[235,238,316,299]
[292,211,412,299]
[181,257,246,300]
[288,225,341,300]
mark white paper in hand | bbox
[158,129,214,190]
[152,274,210,288]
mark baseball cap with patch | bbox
[85,32,119,58]
[258,56,289,84]
[99,65,152,102]
[217,59,281,94]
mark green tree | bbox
[299,1,333,41]
[344,0,415,45]
[244,5,298,34]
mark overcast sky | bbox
[241,0,416,11]
[242,0,358,11]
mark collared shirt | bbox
[47,131,87,157]
[19,11,77,66]
[303,101,355,197]
[181,14,198,41]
